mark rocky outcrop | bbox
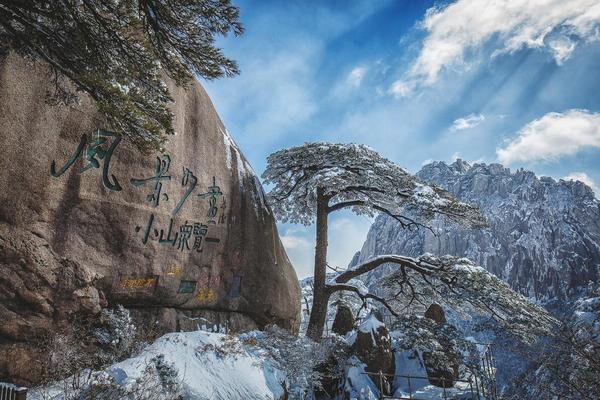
[331,302,355,336]
[422,304,459,388]
[424,303,446,324]
[350,314,395,395]
[0,53,300,384]
[356,159,600,303]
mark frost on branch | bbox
[94,305,137,362]
[506,292,600,399]
[262,142,486,227]
[364,255,557,344]
[390,315,481,374]
[247,326,348,399]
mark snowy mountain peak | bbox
[419,160,597,204]
[356,161,600,303]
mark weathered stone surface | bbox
[350,314,395,395]
[0,53,300,383]
[424,303,446,325]
[423,303,459,388]
[331,302,355,336]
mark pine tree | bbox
[0,0,243,152]
[262,143,554,342]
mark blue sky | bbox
[203,0,600,278]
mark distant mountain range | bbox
[353,159,600,304]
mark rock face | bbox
[424,303,446,324]
[0,54,300,383]
[422,304,459,388]
[350,314,395,394]
[331,302,355,336]
[356,159,600,303]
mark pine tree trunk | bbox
[306,187,330,342]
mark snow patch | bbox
[344,357,380,400]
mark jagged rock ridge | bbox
[355,159,600,302]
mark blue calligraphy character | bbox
[135,213,157,245]
[172,167,197,216]
[50,129,122,191]
[198,176,223,223]
[158,218,177,245]
[218,197,227,224]
[192,222,208,252]
[177,221,194,251]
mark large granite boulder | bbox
[0,53,301,384]
[424,303,446,324]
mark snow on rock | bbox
[346,314,384,348]
[344,357,380,400]
[354,159,600,303]
[219,127,271,217]
[219,126,234,171]
[358,314,385,335]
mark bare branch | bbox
[334,254,439,284]
[325,283,399,318]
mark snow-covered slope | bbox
[31,331,286,400]
[355,160,600,303]
[109,331,285,400]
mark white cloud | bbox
[279,214,372,279]
[496,109,600,165]
[280,233,311,250]
[547,36,578,65]
[347,66,367,87]
[392,0,600,95]
[563,172,598,193]
[450,113,485,131]
[390,79,416,97]
[279,226,314,278]
[328,216,372,271]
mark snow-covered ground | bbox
[392,351,480,400]
[30,331,286,400]
[110,331,285,399]
[29,308,501,400]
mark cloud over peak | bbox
[563,171,598,193]
[496,109,600,165]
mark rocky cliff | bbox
[0,53,300,383]
[355,159,600,303]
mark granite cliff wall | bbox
[0,54,300,383]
